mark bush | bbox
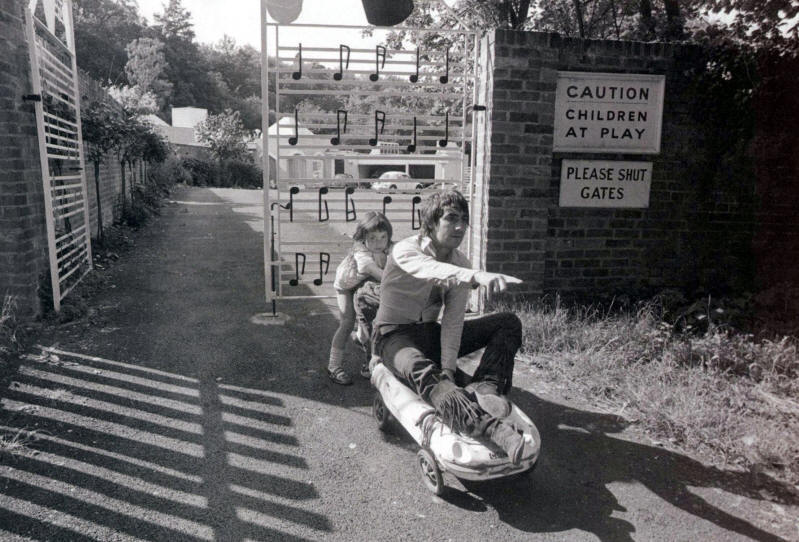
[224,158,262,188]
[150,154,190,188]
[123,184,153,228]
[177,157,262,188]
[181,157,218,186]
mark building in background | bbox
[143,107,209,159]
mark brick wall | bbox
[0,0,49,318]
[79,73,126,235]
[475,30,756,300]
[0,0,129,317]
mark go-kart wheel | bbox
[372,392,391,431]
[416,448,445,496]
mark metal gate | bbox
[24,0,92,312]
[260,3,480,308]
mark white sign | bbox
[559,160,652,208]
[553,72,665,154]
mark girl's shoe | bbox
[327,367,353,385]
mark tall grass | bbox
[1,295,23,359]
[509,296,799,484]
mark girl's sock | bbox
[328,347,344,371]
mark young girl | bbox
[327,211,393,385]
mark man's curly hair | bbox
[419,189,469,238]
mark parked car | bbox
[371,171,430,192]
[422,181,459,192]
[330,173,358,189]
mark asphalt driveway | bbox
[1,185,796,541]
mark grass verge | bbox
[509,295,799,486]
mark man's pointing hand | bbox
[473,271,523,295]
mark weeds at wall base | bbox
[1,295,24,360]
[509,294,799,487]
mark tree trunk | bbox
[639,0,656,40]
[94,161,103,243]
[508,0,532,29]
[572,0,586,38]
[664,0,684,40]
[609,0,621,40]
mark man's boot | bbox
[465,380,511,419]
[428,379,481,434]
[485,419,525,465]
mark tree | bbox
[73,0,144,84]
[153,0,195,41]
[112,111,151,215]
[196,109,250,185]
[445,0,534,29]
[702,0,799,56]
[81,101,123,242]
[148,0,221,116]
[107,84,159,114]
[200,38,266,129]
[124,37,172,109]
[196,109,249,162]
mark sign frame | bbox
[559,159,653,208]
[553,71,665,154]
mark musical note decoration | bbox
[409,48,419,83]
[440,48,449,84]
[292,43,302,80]
[369,110,386,146]
[411,196,422,230]
[345,187,357,222]
[318,187,329,222]
[330,109,347,146]
[333,44,350,81]
[288,186,299,221]
[407,116,417,153]
[289,252,306,286]
[288,109,299,145]
[313,252,331,286]
[438,111,449,148]
[268,203,285,292]
[369,45,387,82]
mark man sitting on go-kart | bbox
[372,189,527,464]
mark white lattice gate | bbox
[260,2,480,311]
[24,0,92,312]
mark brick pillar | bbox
[0,0,48,317]
[474,30,552,298]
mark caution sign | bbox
[559,160,652,208]
[553,72,665,154]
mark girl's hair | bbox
[420,189,469,238]
[353,211,392,242]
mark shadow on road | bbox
[3,187,795,541]
[433,388,797,542]
[0,187,357,540]
[0,348,331,541]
